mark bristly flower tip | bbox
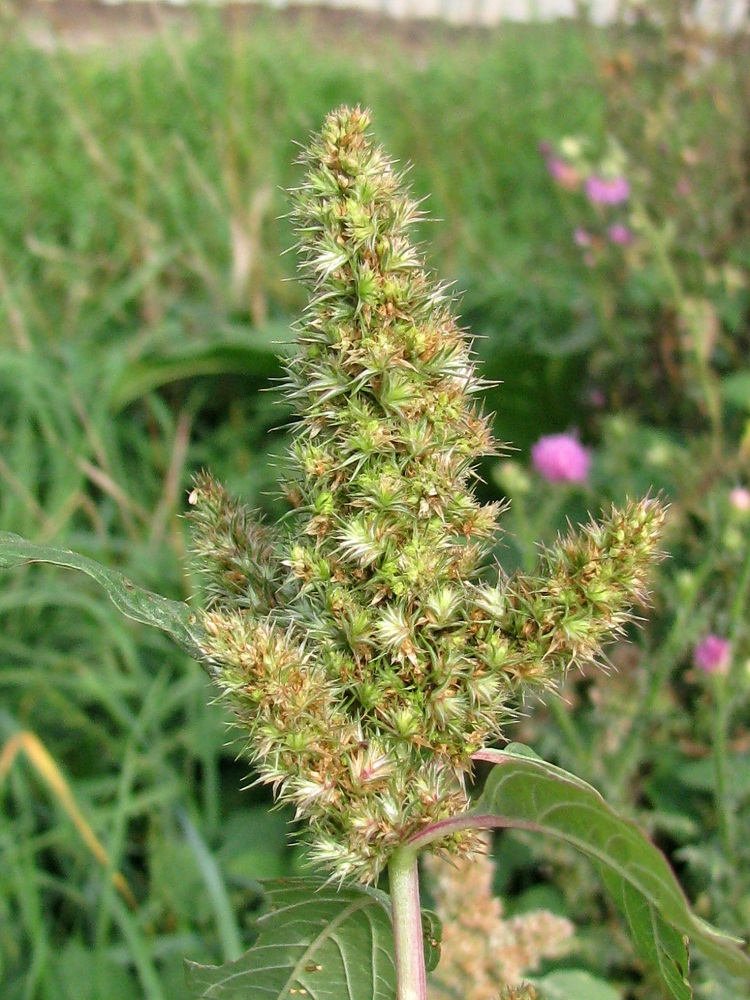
[188,106,666,882]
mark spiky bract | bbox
[189,107,665,881]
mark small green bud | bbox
[424,586,461,628]
[480,633,510,670]
[312,491,335,516]
[312,557,333,583]
[388,705,421,739]
[474,583,507,619]
[286,730,312,753]
[355,263,379,306]
[722,526,744,553]
[675,569,695,599]
[428,688,467,729]
[355,680,383,711]
[493,459,532,496]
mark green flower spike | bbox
[189,106,665,882]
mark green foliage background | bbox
[2,7,749,1000]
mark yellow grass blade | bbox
[0,730,137,909]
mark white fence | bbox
[247,0,618,25]
[94,0,748,30]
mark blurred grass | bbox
[0,9,605,997]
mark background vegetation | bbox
[1,4,749,999]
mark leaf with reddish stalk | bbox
[407,745,750,1000]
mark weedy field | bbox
[1,4,750,999]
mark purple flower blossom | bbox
[693,635,731,676]
[531,434,590,484]
[574,227,592,247]
[607,223,633,245]
[585,174,630,206]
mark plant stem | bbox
[388,847,427,1000]
[714,537,750,866]
[712,672,735,861]
[547,694,588,773]
[729,536,750,626]
[639,206,723,451]
[609,558,714,795]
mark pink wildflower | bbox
[531,434,590,484]
[574,228,592,247]
[607,223,633,245]
[585,175,630,206]
[546,157,581,191]
[730,486,750,512]
[693,635,731,676]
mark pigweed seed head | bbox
[188,106,666,882]
[426,831,573,998]
[499,987,539,1000]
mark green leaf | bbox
[419,906,442,974]
[108,320,289,412]
[596,870,691,1000]
[0,531,202,658]
[217,806,291,882]
[54,941,141,1000]
[532,968,623,1000]
[185,878,398,999]
[465,747,750,997]
[503,741,544,761]
[719,370,750,411]
[678,754,750,801]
